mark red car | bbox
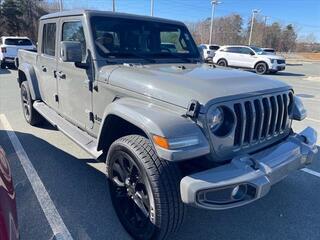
[0,147,19,240]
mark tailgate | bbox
[5,45,34,58]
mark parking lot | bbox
[0,63,320,240]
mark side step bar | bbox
[33,101,102,159]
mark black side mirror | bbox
[60,41,83,63]
[250,51,255,56]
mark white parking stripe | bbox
[306,117,320,123]
[0,114,73,240]
[301,168,320,178]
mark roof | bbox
[1,36,30,39]
[40,9,184,26]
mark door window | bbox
[225,47,241,53]
[42,23,56,56]
[239,47,254,55]
[62,21,86,60]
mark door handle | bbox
[41,66,47,72]
[57,71,66,79]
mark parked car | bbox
[18,10,317,240]
[0,36,36,69]
[198,44,220,62]
[262,48,276,54]
[213,45,286,74]
[0,147,19,240]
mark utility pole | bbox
[209,0,221,45]
[151,0,154,16]
[263,16,269,46]
[112,0,115,12]
[59,0,63,12]
[248,9,260,45]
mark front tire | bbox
[255,62,268,74]
[20,81,42,126]
[106,135,185,240]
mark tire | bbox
[217,59,228,67]
[255,62,268,75]
[0,62,6,69]
[20,81,42,126]
[106,135,185,240]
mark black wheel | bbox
[255,62,268,74]
[217,59,228,67]
[107,135,185,240]
[0,62,6,69]
[20,81,42,126]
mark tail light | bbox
[1,47,6,53]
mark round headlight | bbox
[208,107,224,132]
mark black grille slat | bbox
[269,96,278,136]
[281,94,288,130]
[232,91,291,148]
[276,95,284,133]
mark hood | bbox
[108,63,290,108]
[260,54,285,60]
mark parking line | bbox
[301,168,320,178]
[306,117,320,123]
[0,114,73,240]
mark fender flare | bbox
[18,63,41,100]
[97,98,210,161]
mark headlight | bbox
[269,58,275,63]
[208,107,224,132]
[292,96,307,121]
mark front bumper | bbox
[270,63,286,71]
[2,57,15,64]
[180,127,318,210]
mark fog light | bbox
[231,184,247,200]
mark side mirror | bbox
[60,41,83,63]
[250,51,255,56]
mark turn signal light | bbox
[152,135,169,149]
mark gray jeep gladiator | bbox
[18,10,318,240]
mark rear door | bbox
[38,20,59,111]
[56,17,92,130]
[224,47,241,66]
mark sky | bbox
[60,0,320,41]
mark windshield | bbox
[5,38,32,46]
[90,16,200,63]
[250,46,268,55]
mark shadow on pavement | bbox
[0,68,11,74]
[286,63,303,66]
[276,72,305,77]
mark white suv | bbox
[212,45,286,74]
[198,44,220,62]
[0,36,36,69]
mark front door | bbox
[56,18,93,130]
[38,20,59,110]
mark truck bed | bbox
[18,49,37,68]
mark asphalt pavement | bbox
[0,63,320,240]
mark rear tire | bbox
[255,62,268,75]
[106,135,185,240]
[20,81,42,126]
[217,59,228,67]
[0,62,6,69]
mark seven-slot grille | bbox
[233,91,293,147]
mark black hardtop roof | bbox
[40,9,185,26]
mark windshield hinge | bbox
[186,100,201,118]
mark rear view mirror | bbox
[60,41,82,63]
